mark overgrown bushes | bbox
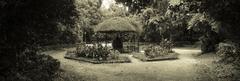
[1,0,79,80]
[215,41,240,81]
[217,42,240,64]
[16,49,60,81]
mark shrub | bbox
[216,42,240,81]
[17,49,60,81]
[75,44,112,61]
[108,50,120,60]
[217,42,240,64]
[145,39,173,58]
[159,39,174,52]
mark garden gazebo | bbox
[94,17,142,52]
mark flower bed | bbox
[64,44,131,64]
[133,52,179,61]
[133,40,179,61]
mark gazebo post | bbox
[105,33,107,47]
[120,32,123,52]
[96,33,99,44]
[137,35,140,53]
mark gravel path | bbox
[45,47,212,81]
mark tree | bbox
[75,0,102,43]
[116,0,169,15]
[172,0,240,52]
[0,0,78,80]
[181,0,240,40]
[115,0,152,13]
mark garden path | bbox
[46,47,215,81]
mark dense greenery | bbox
[217,42,240,64]
[178,0,240,80]
[115,0,152,13]
[0,0,100,80]
[1,0,240,80]
[115,0,169,15]
[75,0,102,43]
[116,0,198,44]
[182,0,240,39]
[116,0,240,53]
[179,0,240,44]
[17,50,60,81]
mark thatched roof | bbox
[127,16,143,34]
[94,17,142,33]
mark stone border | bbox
[133,53,179,62]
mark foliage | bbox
[74,0,103,43]
[16,49,60,81]
[180,0,240,40]
[115,0,169,15]
[144,39,173,58]
[114,0,172,42]
[200,31,221,53]
[142,16,162,42]
[0,0,78,80]
[141,7,191,42]
[1,0,80,46]
[180,1,240,79]
[115,0,152,13]
[216,41,240,80]
[217,42,240,64]
[75,44,119,61]
[75,0,102,26]
[188,13,212,32]
[140,8,165,42]
[168,1,225,52]
[101,3,129,18]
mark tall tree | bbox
[75,0,102,42]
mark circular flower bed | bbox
[65,44,130,64]
[134,40,178,61]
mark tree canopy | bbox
[179,0,240,40]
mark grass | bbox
[64,52,131,64]
[133,53,179,61]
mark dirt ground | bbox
[44,47,219,81]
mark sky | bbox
[169,0,180,5]
[100,0,115,10]
[100,0,181,10]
